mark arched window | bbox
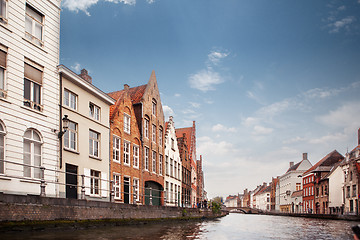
[0,121,5,174]
[23,129,42,178]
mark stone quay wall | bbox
[0,193,226,223]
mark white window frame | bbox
[159,128,163,147]
[124,113,131,134]
[144,118,149,139]
[152,151,156,173]
[89,102,100,121]
[0,46,7,98]
[112,135,120,163]
[152,100,156,115]
[64,121,77,151]
[170,158,173,177]
[64,89,77,110]
[166,155,169,176]
[152,124,156,143]
[133,144,139,169]
[23,129,42,179]
[159,154,163,176]
[25,4,44,47]
[113,173,121,200]
[23,61,43,111]
[0,121,5,174]
[133,178,139,201]
[89,130,100,158]
[0,0,8,23]
[123,141,130,166]
[144,147,149,171]
[90,169,100,196]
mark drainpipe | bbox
[59,72,63,169]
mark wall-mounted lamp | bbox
[58,115,69,138]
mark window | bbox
[124,114,130,134]
[89,130,100,158]
[24,61,43,111]
[64,121,77,151]
[159,154,163,175]
[159,128,163,146]
[113,174,121,200]
[171,138,174,149]
[174,163,177,179]
[133,178,139,201]
[170,158,173,177]
[112,136,120,162]
[90,170,100,195]
[152,151,156,173]
[64,89,77,110]
[123,141,130,165]
[178,163,180,180]
[0,0,8,23]
[347,186,351,198]
[144,118,149,139]
[89,103,100,121]
[166,181,169,202]
[0,45,7,98]
[166,156,169,176]
[296,183,301,191]
[152,100,156,115]
[133,145,139,168]
[144,147,149,171]
[25,4,43,46]
[23,129,42,178]
[152,124,156,143]
[353,185,357,197]
[0,122,5,174]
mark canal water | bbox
[1,213,358,239]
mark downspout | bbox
[59,72,63,169]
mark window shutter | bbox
[0,50,6,69]
[101,172,108,198]
[84,168,90,195]
[24,63,42,84]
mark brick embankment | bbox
[260,211,360,221]
[0,193,228,231]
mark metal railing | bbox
[0,159,195,207]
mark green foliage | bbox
[182,209,187,217]
[211,201,222,214]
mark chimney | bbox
[290,162,294,168]
[124,84,129,91]
[303,153,308,160]
[358,128,360,145]
[78,69,92,84]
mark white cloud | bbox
[258,99,293,118]
[146,0,155,3]
[242,117,259,127]
[338,5,346,11]
[303,87,341,99]
[329,16,356,33]
[252,125,273,135]
[63,0,137,16]
[188,68,223,92]
[71,62,81,73]
[207,51,229,65]
[174,93,181,97]
[212,124,237,133]
[163,105,174,119]
[197,136,236,157]
[189,102,201,108]
[283,136,307,144]
[309,132,348,145]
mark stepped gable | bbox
[303,150,344,175]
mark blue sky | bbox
[60,0,360,198]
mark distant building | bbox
[279,153,312,213]
[302,150,344,214]
[256,185,271,211]
[177,132,191,207]
[327,162,345,214]
[197,155,205,203]
[224,195,239,208]
[270,177,279,211]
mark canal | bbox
[1,213,358,239]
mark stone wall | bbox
[0,193,226,222]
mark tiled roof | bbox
[303,150,344,176]
[108,84,147,104]
[286,161,302,173]
[291,190,303,198]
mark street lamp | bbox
[58,115,69,138]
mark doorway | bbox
[124,177,130,204]
[66,164,78,199]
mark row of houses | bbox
[225,129,360,215]
[0,0,206,207]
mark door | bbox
[66,164,78,199]
[124,177,130,204]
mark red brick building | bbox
[270,177,279,211]
[108,71,165,206]
[302,150,344,213]
[197,155,205,204]
[177,132,191,207]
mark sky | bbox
[60,0,360,199]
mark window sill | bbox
[113,160,121,164]
[89,155,102,161]
[64,148,80,154]
[124,163,130,167]
[20,178,41,184]
[89,194,102,198]
[0,175,12,181]
[21,105,47,117]
[133,166,139,169]
[0,22,12,33]
[0,96,11,104]
[22,37,47,54]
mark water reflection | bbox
[1,214,358,240]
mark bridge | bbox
[226,206,262,214]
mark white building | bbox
[224,195,238,208]
[279,153,312,213]
[328,163,345,214]
[256,185,271,211]
[0,0,61,197]
[58,66,115,201]
[164,116,182,206]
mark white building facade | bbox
[279,153,312,213]
[164,116,182,206]
[0,0,61,197]
[328,164,345,214]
